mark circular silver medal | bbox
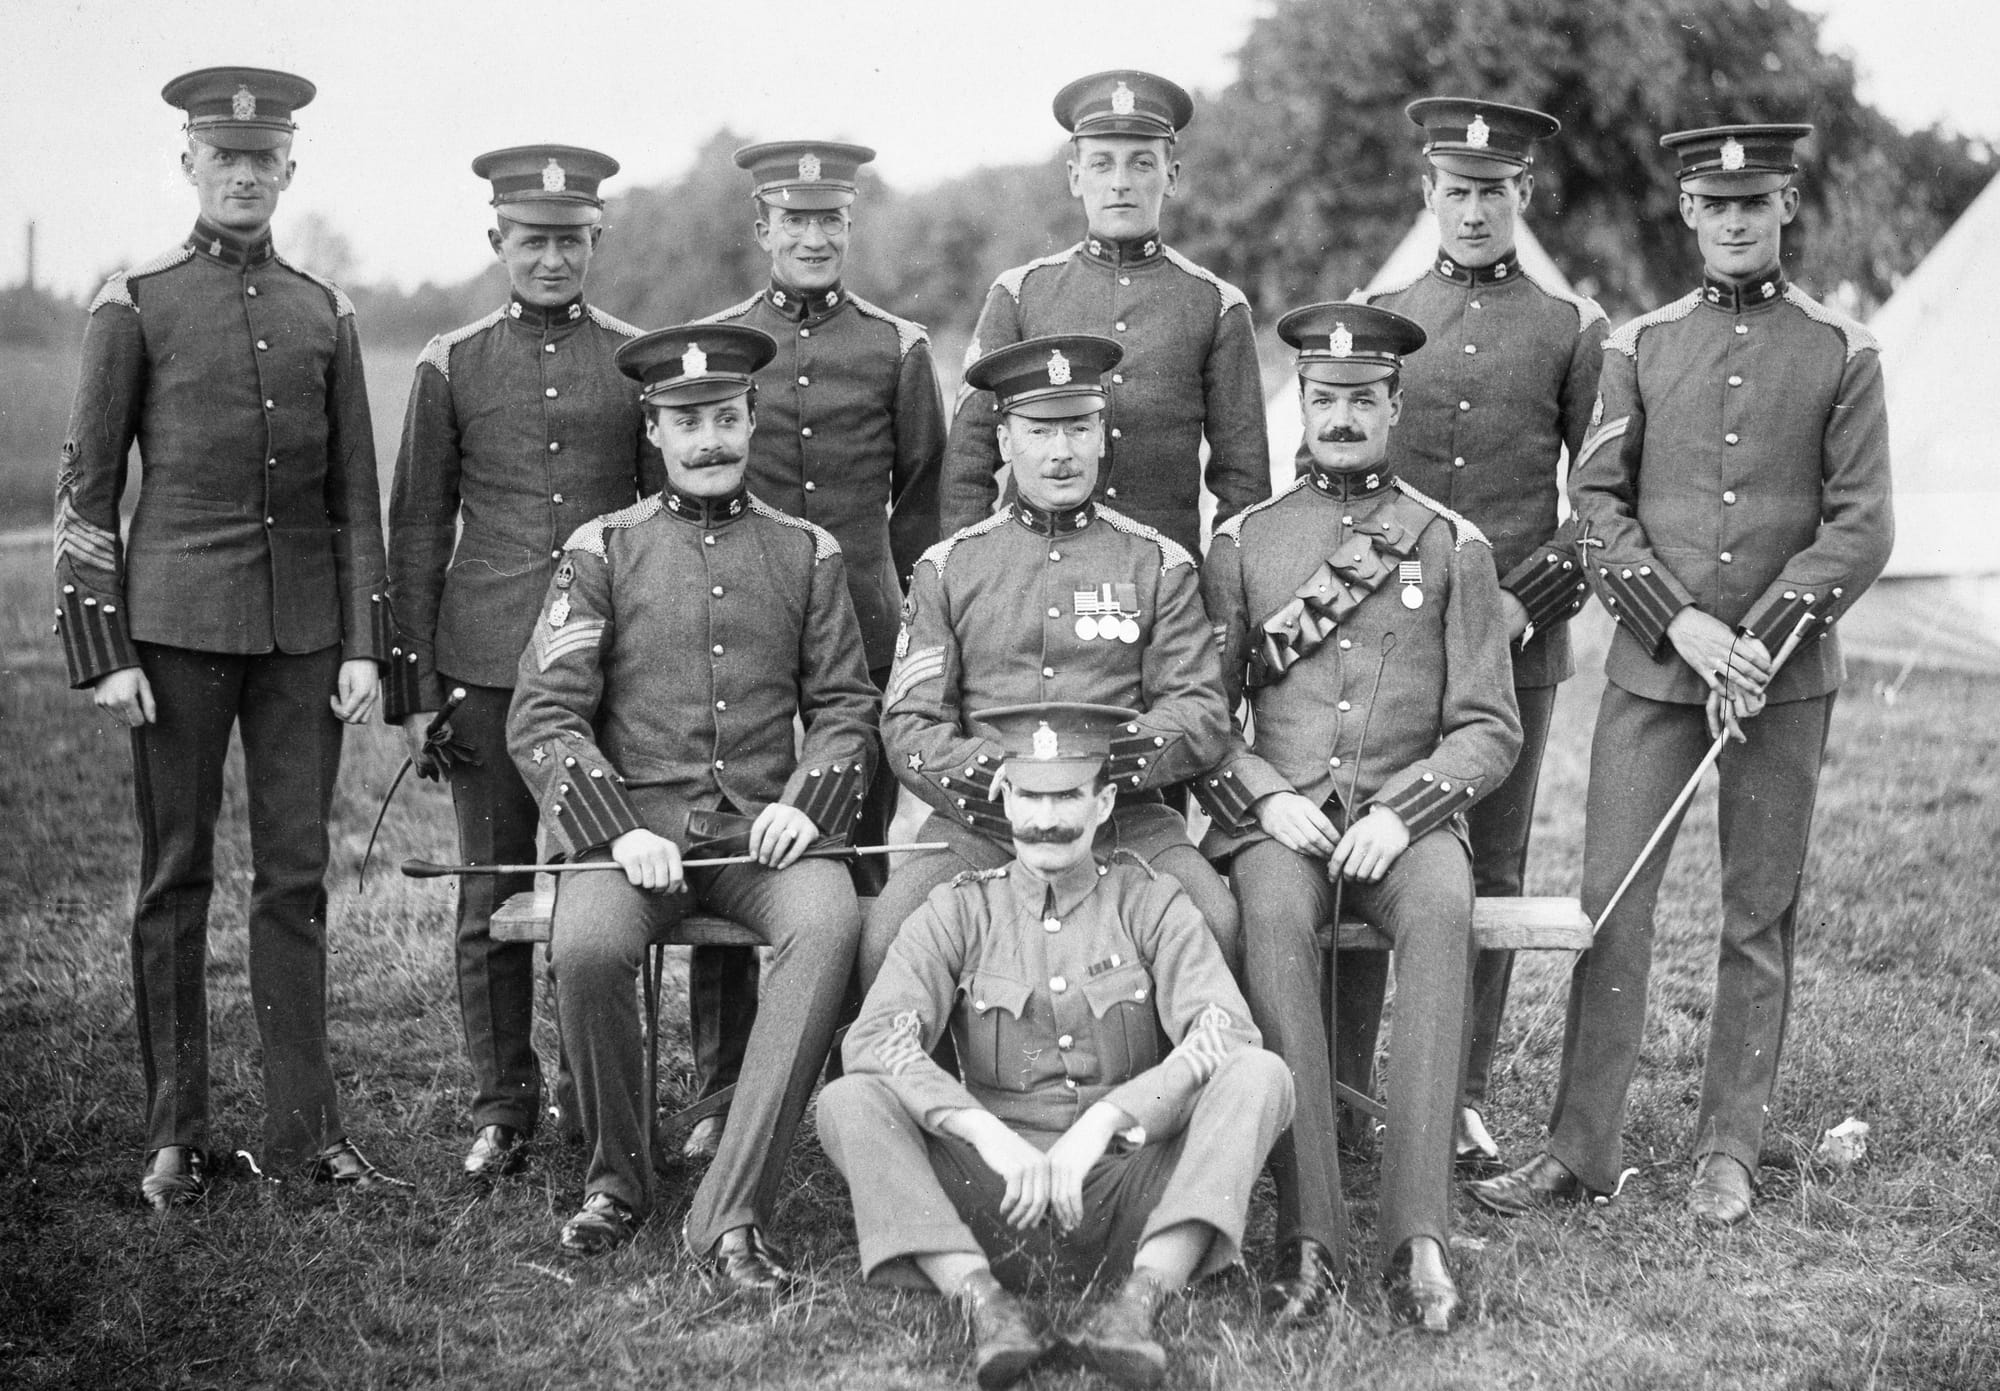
[1401,585,1424,610]
[1118,617,1141,643]
[1076,616,1100,641]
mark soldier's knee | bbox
[815,1073,896,1157]
[1219,1047,1296,1125]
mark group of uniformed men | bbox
[57,58,1892,1388]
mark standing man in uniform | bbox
[1472,124,1893,1227]
[940,70,1267,556]
[507,324,875,1287]
[386,145,661,1182]
[55,67,403,1205]
[685,141,945,1156]
[1331,99,1605,1167]
[1204,304,1521,1330]
[867,335,1237,989]
[820,703,1293,1391]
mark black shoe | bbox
[140,1146,208,1211]
[1384,1237,1460,1334]
[310,1140,414,1192]
[1262,1238,1339,1325]
[954,1270,1050,1390]
[462,1124,526,1181]
[1070,1269,1170,1389]
[698,1223,796,1295]
[1453,1106,1503,1175]
[561,1192,639,1258]
[1469,1151,1587,1217]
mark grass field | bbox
[2,532,1997,1388]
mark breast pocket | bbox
[958,972,1033,1092]
[1080,962,1160,1080]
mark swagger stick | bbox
[399,841,948,878]
[1590,612,1816,935]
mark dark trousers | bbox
[438,683,544,1132]
[1235,830,1475,1269]
[1335,682,1558,1114]
[551,854,858,1246]
[128,641,347,1168]
[686,665,895,1101]
[1548,687,1833,1193]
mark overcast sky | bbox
[3,0,1995,299]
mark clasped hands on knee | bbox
[1254,792,1409,882]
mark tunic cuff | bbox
[373,596,423,723]
[932,766,1011,841]
[1592,560,1684,655]
[1502,545,1592,641]
[1371,768,1482,842]
[1193,765,1262,833]
[550,755,642,854]
[787,758,870,840]
[56,583,139,689]
[1741,582,1831,655]
[1104,726,1171,792]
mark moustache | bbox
[1317,428,1369,444]
[686,450,745,470]
[1014,826,1086,845]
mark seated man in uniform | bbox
[819,702,1293,1391]
[506,323,875,1289]
[865,333,1236,991]
[1201,304,1521,1332]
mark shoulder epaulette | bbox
[916,509,1011,578]
[1606,291,1702,358]
[563,493,663,559]
[693,294,760,326]
[1094,504,1195,573]
[417,306,508,379]
[1160,246,1250,317]
[1213,476,1309,546]
[749,495,841,563]
[993,247,1080,303]
[88,244,194,314]
[1521,269,1610,334]
[1103,848,1158,879]
[273,254,356,318]
[951,867,1009,888]
[1360,266,1427,302]
[586,304,643,338]
[849,294,931,359]
[1393,478,1490,550]
[1782,286,1879,362]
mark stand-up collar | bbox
[662,483,750,528]
[186,218,274,269]
[1701,268,1788,313]
[766,281,845,320]
[1432,249,1521,287]
[1012,496,1097,537]
[1306,461,1397,502]
[1083,231,1164,267]
[507,293,586,330]
[1009,854,1109,919]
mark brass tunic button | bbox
[1050,976,1067,993]
[1058,1034,1074,1049]
[245,285,258,296]
[545,387,558,398]
[1719,552,1734,564]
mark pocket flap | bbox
[963,972,1032,1021]
[1080,962,1154,1019]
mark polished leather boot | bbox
[1385,1236,1460,1334]
[140,1146,208,1211]
[1070,1268,1170,1389]
[1469,1150,1587,1216]
[953,1269,1049,1389]
[1262,1237,1340,1325]
[1688,1153,1754,1227]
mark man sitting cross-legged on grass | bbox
[819,702,1293,1390]
[506,323,876,1289]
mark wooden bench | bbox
[491,887,1591,1135]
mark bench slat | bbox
[489,888,1592,953]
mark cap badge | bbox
[798,152,822,182]
[1720,137,1746,171]
[1032,722,1059,760]
[1047,349,1072,385]
[1465,113,1491,149]
[1329,323,1355,358]
[542,159,567,192]
[1111,81,1136,116]
[681,342,708,376]
[231,86,257,120]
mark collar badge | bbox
[1110,81,1136,116]
[542,159,566,192]
[1465,113,1491,149]
[1719,137,1746,171]
[232,86,257,120]
[681,342,708,376]
[1047,349,1072,385]
[798,152,821,182]
[1032,723,1060,760]
[1329,323,1354,358]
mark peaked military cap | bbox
[981,702,1139,793]
[1053,70,1194,141]
[1662,123,1813,196]
[964,334,1124,419]
[1406,97,1560,179]
[1279,302,1427,386]
[472,145,619,226]
[734,140,876,211]
[162,66,315,151]
[616,324,777,407]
